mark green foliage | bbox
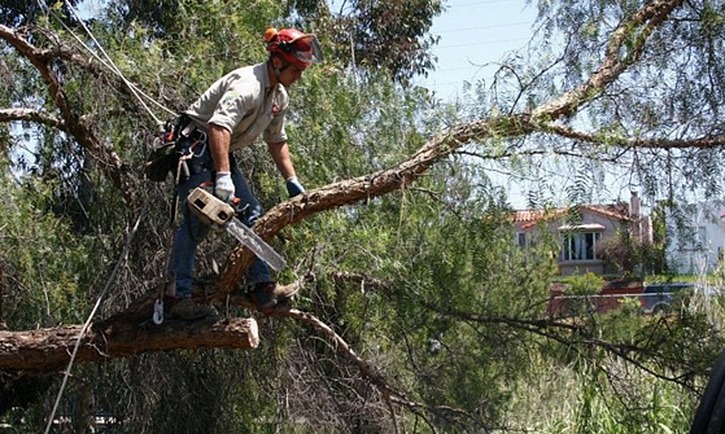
[288,0,443,84]
[3,1,725,433]
[481,0,725,207]
[108,0,282,55]
[596,227,663,278]
[0,0,82,27]
[500,301,722,433]
[566,272,605,296]
[0,156,96,328]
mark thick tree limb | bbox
[533,0,685,120]
[0,317,259,371]
[0,24,137,204]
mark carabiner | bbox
[152,299,164,325]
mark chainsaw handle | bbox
[195,182,248,216]
[231,197,250,216]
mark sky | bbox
[416,0,547,209]
[415,1,653,210]
[415,0,538,102]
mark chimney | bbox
[630,191,640,218]
[630,191,641,241]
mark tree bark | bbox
[0,317,259,371]
[0,24,139,206]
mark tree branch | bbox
[0,24,138,204]
[542,122,725,149]
[532,0,685,120]
[0,316,259,371]
[0,108,65,130]
[277,307,486,430]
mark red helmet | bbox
[265,27,322,70]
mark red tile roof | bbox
[513,204,632,225]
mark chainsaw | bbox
[152,187,286,325]
[186,186,286,271]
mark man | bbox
[167,27,322,320]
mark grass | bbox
[496,276,722,434]
[499,355,696,434]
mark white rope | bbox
[43,215,142,434]
[39,0,177,124]
[63,1,171,125]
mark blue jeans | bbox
[168,147,271,299]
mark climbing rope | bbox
[41,0,177,125]
[43,214,142,434]
[30,1,171,431]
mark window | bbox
[517,232,527,248]
[562,232,601,262]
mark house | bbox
[513,192,652,276]
[664,200,725,275]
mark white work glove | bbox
[214,171,235,202]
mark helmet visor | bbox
[289,34,323,66]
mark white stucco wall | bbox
[665,201,725,275]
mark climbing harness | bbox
[151,117,209,325]
[153,150,191,326]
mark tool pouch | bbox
[144,120,180,182]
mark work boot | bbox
[248,281,301,313]
[271,281,301,301]
[168,298,217,321]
